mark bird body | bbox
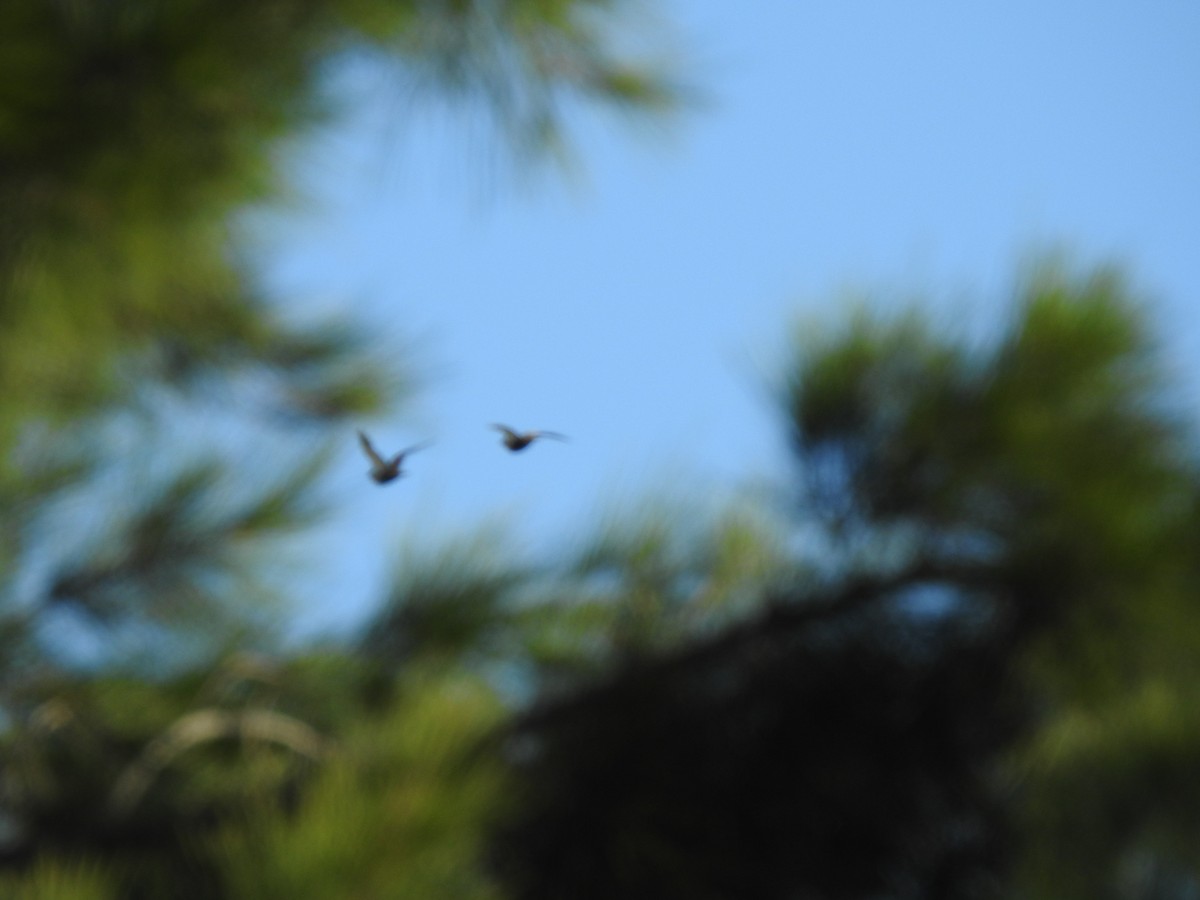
[357,430,429,484]
[491,424,567,452]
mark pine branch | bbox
[108,707,333,818]
[511,557,1006,735]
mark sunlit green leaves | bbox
[216,672,506,900]
[0,856,115,900]
[1017,680,1200,898]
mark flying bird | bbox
[491,424,567,452]
[357,430,430,484]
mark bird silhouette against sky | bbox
[491,424,567,452]
[357,430,430,484]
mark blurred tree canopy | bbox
[2,2,1200,899]
[489,271,1200,900]
[0,0,684,893]
[0,0,683,672]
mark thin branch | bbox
[511,557,1005,735]
[109,707,333,817]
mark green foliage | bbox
[789,267,1196,662]
[0,856,116,900]
[0,2,688,892]
[490,265,1200,898]
[373,0,688,163]
[0,0,683,673]
[6,259,1199,897]
[363,526,534,672]
[524,500,797,674]
[1017,680,1200,899]
[0,659,325,889]
[785,266,1200,897]
[215,672,507,900]
[1,0,326,418]
[498,585,1022,899]
[4,0,1199,895]
[359,502,797,696]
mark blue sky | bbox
[261,2,1200,635]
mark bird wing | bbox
[393,440,432,464]
[536,430,568,441]
[491,424,518,438]
[357,430,387,467]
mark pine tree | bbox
[0,2,684,893]
[493,266,1200,898]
